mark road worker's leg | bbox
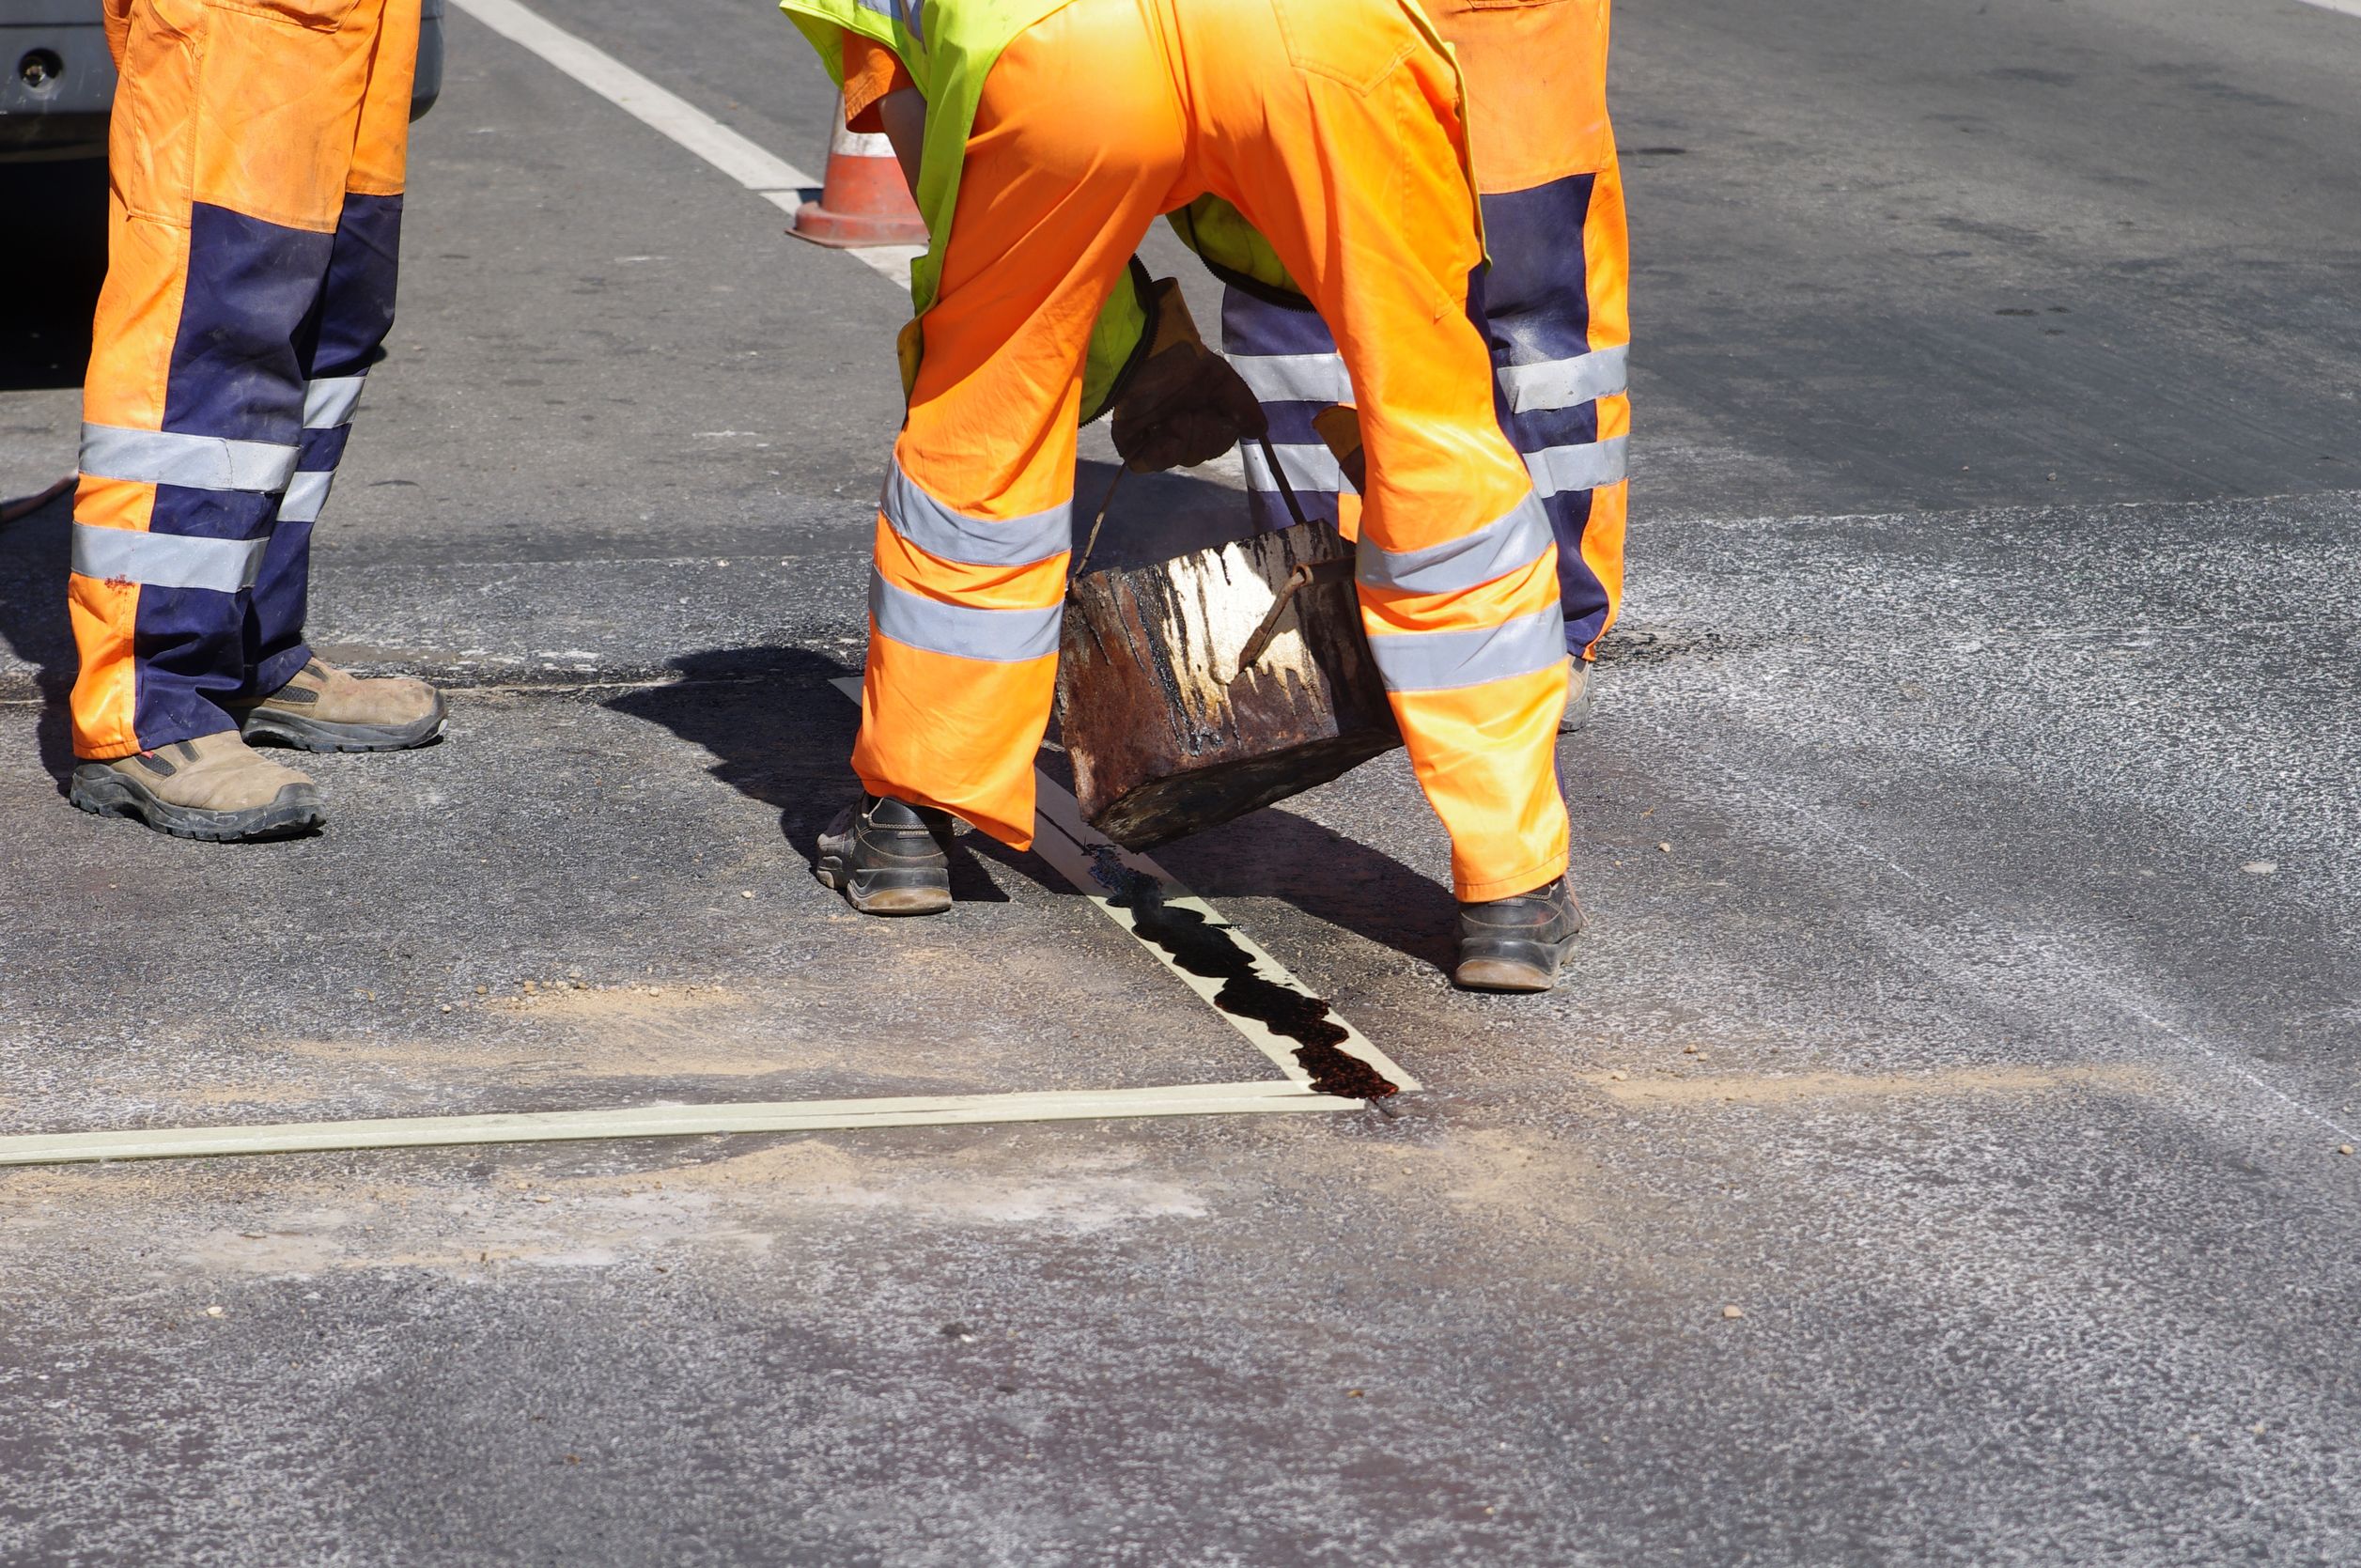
[1222,0,1630,666]
[1171,0,1571,902]
[1219,293,1352,536]
[249,0,418,696]
[1448,0,1630,661]
[70,0,389,760]
[850,0,1187,847]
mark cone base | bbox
[788,201,930,248]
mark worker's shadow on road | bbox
[607,645,1457,970]
[0,161,106,396]
[0,488,82,788]
[1146,807,1459,972]
[0,160,116,786]
[603,647,1022,907]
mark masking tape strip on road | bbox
[0,1081,1369,1169]
[448,0,924,286]
[831,678,1418,1094]
[0,702,1413,1168]
[448,4,1401,1097]
[0,4,1410,1172]
[442,12,1404,1095]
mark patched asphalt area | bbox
[6,0,2361,1559]
[7,475,2358,1560]
[0,671,1284,1132]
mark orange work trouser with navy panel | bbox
[854,0,1571,901]
[1224,0,1630,662]
[69,0,416,759]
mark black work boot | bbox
[815,794,954,915]
[1453,877,1585,992]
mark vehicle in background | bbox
[0,0,444,162]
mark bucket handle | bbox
[1226,557,1356,682]
[1072,435,1347,682]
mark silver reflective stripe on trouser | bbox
[283,374,365,523]
[869,572,1063,663]
[1230,351,1352,406]
[1357,491,1551,596]
[1497,344,1628,415]
[70,523,268,593]
[881,459,1070,567]
[302,374,366,428]
[1243,440,1346,496]
[78,424,300,494]
[277,470,335,524]
[1526,436,1629,499]
[1365,605,1566,694]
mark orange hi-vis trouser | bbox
[854,0,1572,902]
[69,0,416,760]
[1225,0,1630,661]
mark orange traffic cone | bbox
[791,95,927,247]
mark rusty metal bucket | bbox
[1053,492,1402,850]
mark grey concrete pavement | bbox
[3,0,2359,1561]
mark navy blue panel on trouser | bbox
[249,191,406,695]
[132,203,334,749]
[1219,289,1350,535]
[1219,170,1618,660]
[1479,172,1616,659]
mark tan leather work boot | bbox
[70,732,324,841]
[1561,659,1595,735]
[229,659,446,753]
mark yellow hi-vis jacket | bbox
[778,0,1322,421]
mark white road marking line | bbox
[0,1082,1367,1169]
[452,0,817,193]
[452,0,926,282]
[815,237,924,288]
[2296,0,2361,16]
[830,677,1417,1094]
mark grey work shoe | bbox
[230,659,445,753]
[70,732,324,842]
[815,794,954,915]
[1453,877,1585,992]
[1560,659,1595,735]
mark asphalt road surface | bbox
[3,0,2359,1562]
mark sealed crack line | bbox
[449,0,816,195]
[0,1082,1371,1170]
[829,677,1416,1098]
[1086,847,1398,1100]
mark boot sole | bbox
[1453,933,1579,993]
[70,765,324,843]
[814,854,952,916]
[236,694,447,753]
